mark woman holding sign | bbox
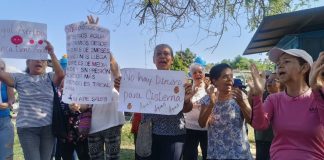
[114,44,193,160]
[0,59,15,160]
[82,15,126,160]
[198,63,253,160]
[0,40,65,160]
[139,44,193,160]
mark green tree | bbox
[220,59,233,67]
[171,48,196,72]
[211,55,275,71]
[252,58,275,71]
[97,0,316,52]
[232,55,251,70]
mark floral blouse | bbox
[200,96,253,160]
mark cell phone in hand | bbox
[187,79,193,84]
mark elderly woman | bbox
[0,59,15,160]
[183,63,208,160]
[144,44,193,160]
[0,41,64,160]
[198,63,253,160]
[114,44,193,160]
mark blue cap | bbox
[233,78,246,89]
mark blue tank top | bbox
[0,83,10,118]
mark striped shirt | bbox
[11,72,54,128]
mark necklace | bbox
[285,87,310,98]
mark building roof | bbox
[243,6,324,55]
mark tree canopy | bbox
[170,50,274,73]
[171,48,196,72]
[97,0,316,52]
[219,55,274,71]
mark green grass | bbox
[12,122,136,160]
[13,122,256,159]
[13,127,24,160]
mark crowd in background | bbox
[0,16,323,160]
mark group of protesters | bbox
[0,15,324,160]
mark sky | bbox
[1,0,323,71]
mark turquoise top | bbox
[0,83,10,118]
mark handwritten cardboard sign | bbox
[0,20,47,60]
[119,68,186,115]
[62,22,112,104]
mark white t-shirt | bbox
[89,88,125,134]
[184,83,207,131]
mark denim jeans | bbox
[0,116,14,160]
[17,125,55,160]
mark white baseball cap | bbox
[268,48,313,65]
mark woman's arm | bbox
[250,64,272,130]
[182,82,193,113]
[309,52,324,125]
[0,72,14,87]
[0,85,15,109]
[69,103,92,113]
[233,88,252,124]
[198,103,214,128]
[7,86,15,106]
[198,85,218,128]
[110,53,120,79]
[44,40,65,86]
[183,100,193,113]
[251,96,274,130]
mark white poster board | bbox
[62,22,112,104]
[0,20,47,60]
[119,68,186,115]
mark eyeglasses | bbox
[155,51,172,57]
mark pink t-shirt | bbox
[252,88,324,160]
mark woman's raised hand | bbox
[114,77,122,92]
[206,84,218,107]
[309,52,324,90]
[69,103,81,112]
[232,88,248,103]
[87,15,99,25]
[250,63,266,96]
[184,82,194,103]
[44,40,54,55]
